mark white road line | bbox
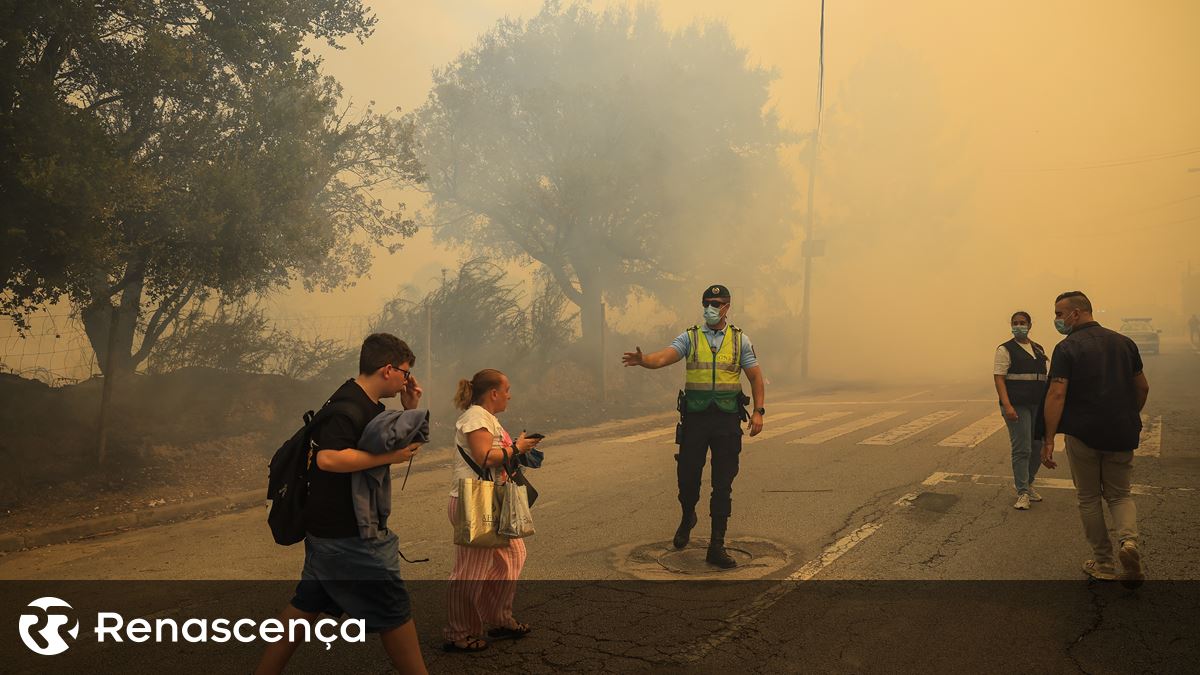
[777,399,995,406]
[786,522,882,580]
[679,522,882,663]
[922,472,951,486]
[890,390,931,402]
[788,411,905,445]
[1136,415,1162,457]
[937,413,1007,447]
[919,471,1172,495]
[743,410,804,431]
[551,412,676,443]
[606,411,806,445]
[859,410,962,446]
[606,426,676,444]
[747,411,849,443]
[590,397,815,444]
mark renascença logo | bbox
[16,596,366,655]
[19,597,80,656]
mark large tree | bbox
[0,1,423,376]
[411,1,797,354]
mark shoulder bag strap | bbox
[457,445,496,481]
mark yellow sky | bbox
[279,0,1200,380]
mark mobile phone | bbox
[525,433,545,440]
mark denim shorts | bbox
[290,530,411,632]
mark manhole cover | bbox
[658,545,755,573]
[615,537,789,579]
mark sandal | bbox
[442,636,489,653]
[487,622,532,641]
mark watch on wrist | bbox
[754,407,766,415]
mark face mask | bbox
[1011,326,1029,338]
[1054,318,1071,335]
[703,305,721,326]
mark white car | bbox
[1119,318,1161,356]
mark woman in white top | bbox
[443,369,541,653]
[994,311,1049,511]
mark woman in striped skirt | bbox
[443,368,541,653]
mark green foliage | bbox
[528,268,577,355]
[358,259,577,413]
[374,258,532,374]
[410,1,798,348]
[147,302,347,380]
[0,1,423,374]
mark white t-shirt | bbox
[449,405,511,497]
[993,341,1037,375]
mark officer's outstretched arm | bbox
[622,346,683,370]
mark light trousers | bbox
[1065,435,1138,566]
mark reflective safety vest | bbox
[999,338,1048,407]
[684,324,744,413]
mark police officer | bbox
[621,284,765,569]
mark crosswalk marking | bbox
[937,413,1007,448]
[788,411,905,445]
[776,399,995,406]
[552,411,676,444]
[747,411,851,443]
[921,472,1175,496]
[607,426,677,444]
[606,411,804,444]
[751,411,804,426]
[1136,415,1162,457]
[858,410,962,446]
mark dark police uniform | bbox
[667,284,760,568]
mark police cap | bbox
[702,284,731,301]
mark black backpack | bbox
[266,400,364,545]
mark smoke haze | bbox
[278,0,1200,384]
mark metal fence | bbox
[0,309,99,386]
[0,308,377,387]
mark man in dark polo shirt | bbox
[1041,291,1150,587]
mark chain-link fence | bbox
[0,309,99,386]
[1,308,377,387]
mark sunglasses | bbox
[702,300,728,308]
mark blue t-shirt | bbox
[670,325,758,369]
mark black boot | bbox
[706,517,737,569]
[673,508,698,549]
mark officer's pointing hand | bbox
[622,347,644,368]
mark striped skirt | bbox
[444,496,527,641]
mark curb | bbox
[0,391,838,555]
[0,453,452,554]
[0,489,266,553]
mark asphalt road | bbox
[2,338,1197,673]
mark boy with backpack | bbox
[257,333,428,675]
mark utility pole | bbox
[425,304,433,398]
[599,302,608,402]
[799,0,826,379]
[96,305,120,465]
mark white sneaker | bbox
[1013,493,1030,510]
[1082,559,1117,581]
[1026,487,1043,502]
[1118,540,1145,588]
